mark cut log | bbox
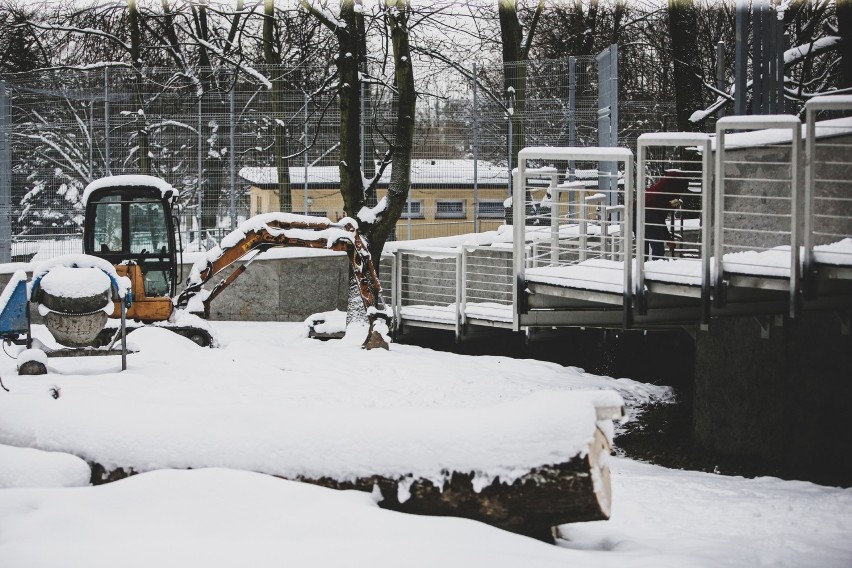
[87,426,612,542]
[296,426,612,541]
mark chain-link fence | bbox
[2,51,675,261]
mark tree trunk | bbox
[368,1,416,265]
[264,0,292,213]
[127,0,149,174]
[88,427,614,542]
[337,2,365,222]
[498,0,526,170]
[668,0,704,132]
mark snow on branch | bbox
[784,36,841,65]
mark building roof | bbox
[240,159,511,188]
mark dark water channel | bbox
[397,326,696,391]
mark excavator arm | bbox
[175,214,391,348]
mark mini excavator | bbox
[77,175,390,349]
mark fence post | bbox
[507,97,513,201]
[304,90,309,214]
[104,67,111,174]
[229,82,236,229]
[0,81,10,263]
[734,1,747,115]
[197,95,202,240]
[472,62,479,233]
[779,32,788,113]
[88,98,94,179]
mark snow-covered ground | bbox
[0,321,850,567]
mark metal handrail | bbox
[636,133,713,321]
[715,115,802,318]
[804,95,852,296]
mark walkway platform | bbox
[385,97,852,339]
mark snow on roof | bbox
[82,175,178,207]
[239,160,510,187]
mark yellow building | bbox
[239,160,511,240]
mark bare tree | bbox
[300,0,415,265]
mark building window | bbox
[435,199,466,219]
[401,199,425,219]
[476,200,505,219]
[255,196,262,215]
[292,211,328,218]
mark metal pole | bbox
[360,70,365,173]
[568,57,577,157]
[778,31,788,113]
[610,44,619,216]
[104,67,111,174]
[735,1,748,115]
[472,63,479,233]
[89,98,94,178]
[716,41,726,119]
[304,91,309,214]
[0,81,11,264]
[229,82,236,229]
[197,95,202,238]
[507,99,513,200]
[120,296,127,371]
[766,4,777,114]
[753,0,764,114]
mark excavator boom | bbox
[177,214,391,348]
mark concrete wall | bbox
[693,313,852,483]
[0,252,351,323]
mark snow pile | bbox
[32,254,130,299]
[0,322,847,567]
[16,348,47,370]
[38,266,111,299]
[0,444,90,488]
[0,468,575,568]
[0,323,644,486]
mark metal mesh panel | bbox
[4,53,676,261]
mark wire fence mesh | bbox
[3,52,676,261]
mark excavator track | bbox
[92,324,214,348]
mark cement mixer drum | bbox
[36,265,113,348]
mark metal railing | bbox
[714,115,801,317]
[804,95,852,291]
[389,245,513,341]
[636,133,713,320]
[513,146,634,329]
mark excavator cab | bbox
[83,178,179,322]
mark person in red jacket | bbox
[641,169,688,260]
